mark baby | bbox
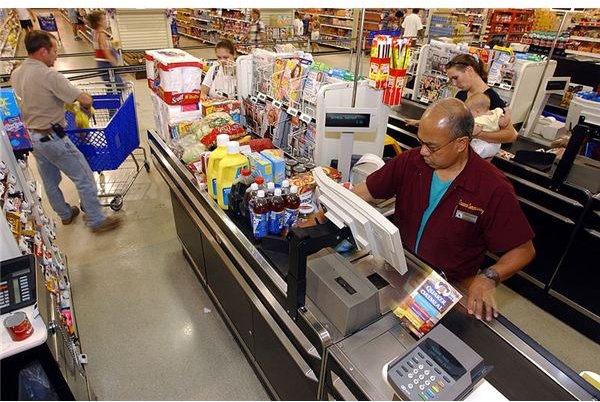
[465,93,511,159]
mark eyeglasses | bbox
[417,136,466,154]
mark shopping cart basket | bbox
[37,13,62,45]
[65,81,149,211]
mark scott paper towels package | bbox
[145,49,204,105]
[150,91,203,143]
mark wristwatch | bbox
[480,267,500,286]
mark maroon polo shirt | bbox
[366,147,534,281]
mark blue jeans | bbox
[96,60,123,85]
[30,131,106,227]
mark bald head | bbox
[421,98,474,140]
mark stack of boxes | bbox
[145,49,205,143]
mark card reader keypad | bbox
[389,347,454,400]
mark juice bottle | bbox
[284,185,300,229]
[268,188,285,235]
[228,168,253,218]
[216,141,249,210]
[254,176,265,192]
[206,134,230,199]
[245,182,260,224]
[252,190,269,239]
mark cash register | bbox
[305,168,489,400]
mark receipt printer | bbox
[306,248,379,335]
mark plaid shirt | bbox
[248,20,265,44]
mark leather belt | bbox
[30,128,53,135]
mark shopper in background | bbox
[302,13,310,39]
[352,98,535,322]
[446,54,517,143]
[246,9,266,47]
[16,9,35,33]
[406,54,518,145]
[393,10,405,31]
[87,10,122,85]
[201,39,237,101]
[10,31,122,233]
[310,16,320,52]
[293,11,304,37]
[402,9,423,38]
[67,8,85,41]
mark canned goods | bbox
[297,157,310,166]
[292,164,307,175]
[304,162,317,171]
[285,159,298,177]
[4,311,34,342]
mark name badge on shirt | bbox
[454,200,484,224]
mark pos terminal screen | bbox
[325,113,371,128]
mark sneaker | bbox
[62,206,80,225]
[90,216,122,233]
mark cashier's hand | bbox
[466,275,498,322]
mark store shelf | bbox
[571,21,600,28]
[316,40,351,50]
[565,49,600,58]
[316,13,353,20]
[319,33,351,40]
[189,16,212,23]
[211,15,250,23]
[321,23,352,30]
[180,32,215,44]
[569,36,600,43]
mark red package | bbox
[247,138,274,153]
[200,123,246,148]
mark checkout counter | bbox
[387,99,600,344]
[148,129,599,400]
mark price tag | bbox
[257,92,267,101]
[287,107,299,116]
[272,100,283,109]
[299,113,313,124]
[250,95,258,103]
[420,97,430,104]
[499,83,512,90]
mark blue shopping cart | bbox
[65,82,149,211]
[37,13,62,46]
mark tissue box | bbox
[145,49,203,105]
[202,99,241,123]
[260,149,285,185]
[248,152,273,183]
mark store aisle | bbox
[33,79,269,400]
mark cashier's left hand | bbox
[466,275,498,322]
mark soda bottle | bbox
[284,185,300,229]
[245,182,259,224]
[280,179,290,199]
[268,188,285,235]
[252,190,269,239]
[265,182,275,199]
[228,168,254,218]
[254,176,265,192]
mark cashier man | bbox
[352,98,536,322]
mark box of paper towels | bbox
[145,49,204,105]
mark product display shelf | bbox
[486,8,534,42]
[176,8,250,55]
[0,11,21,75]
[296,9,355,50]
[564,49,600,59]
[0,132,92,400]
[569,36,600,43]
[58,8,112,44]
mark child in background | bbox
[465,93,511,159]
